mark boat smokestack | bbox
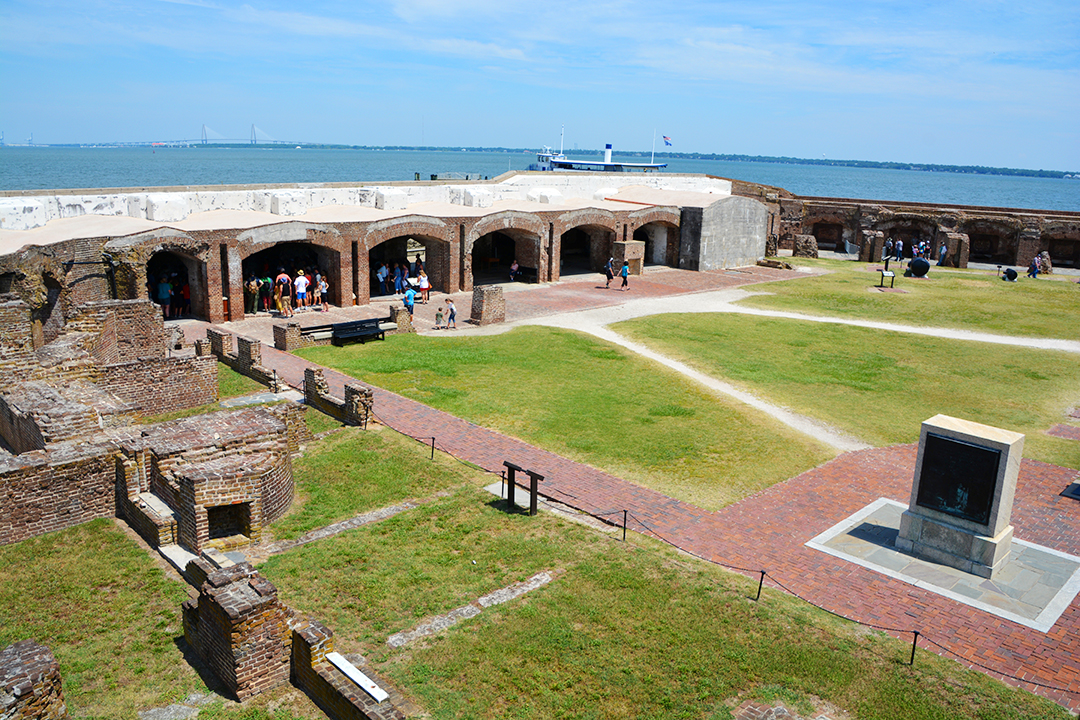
[604,144,612,163]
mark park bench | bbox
[878,269,896,288]
[331,317,398,346]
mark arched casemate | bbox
[554,209,620,279]
[235,223,346,316]
[106,230,211,321]
[362,216,454,304]
[627,206,682,268]
[464,211,547,290]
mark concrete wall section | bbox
[696,196,767,270]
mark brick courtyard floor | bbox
[185,265,1080,710]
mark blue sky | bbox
[2,0,1078,170]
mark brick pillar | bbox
[344,384,373,426]
[389,306,415,334]
[237,336,261,368]
[0,640,70,719]
[194,338,211,357]
[612,240,645,275]
[181,564,293,701]
[206,328,232,357]
[469,285,505,326]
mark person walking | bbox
[604,257,615,288]
[894,239,904,261]
[619,261,629,291]
[937,242,948,266]
[1027,255,1041,278]
[404,285,417,318]
[445,298,456,329]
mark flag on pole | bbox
[663,136,673,146]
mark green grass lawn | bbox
[296,327,834,511]
[613,313,1080,469]
[0,520,206,718]
[260,451,1070,720]
[738,257,1080,340]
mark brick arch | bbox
[234,222,344,262]
[361,215,450,254]
[552,208,619,238]
[361,216,455,299]
[106,230,211,318]
[463,212,548,290]
[626,206,681,232]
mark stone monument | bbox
[896,415,1024,578]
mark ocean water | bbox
[1,146,1077,212]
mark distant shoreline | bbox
[3,142,1077,180]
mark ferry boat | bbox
[528,143,666,173]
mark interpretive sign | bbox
[915,433,1002,526]
[896,415,1024,578]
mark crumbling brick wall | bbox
[0,640,70,719]
[207,329,281,390]
[0,443,117,546]
[469,285,505,326]
[100,355,217,416]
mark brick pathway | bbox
[1047,424,1080,442]
[190,266,1080,710]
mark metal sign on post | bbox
[503,461,524,509]
[526,470,544,516]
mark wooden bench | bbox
[878,270,896,288]
[331,317,398,346]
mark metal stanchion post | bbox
[910,630,920,666]
[623,510,627,542]
[756,570,765,601]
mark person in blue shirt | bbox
[404,286,417,317]
[620,261,629,291]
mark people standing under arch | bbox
[418,270,430,303]
[319,275,329,312]
[294,269,310,309]
[244,274,259,315]
[155,276,173,318]
[275,267,293,317]
[394,263,404,294]
[259,269,273,313]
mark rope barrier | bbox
[359,408,1078,699]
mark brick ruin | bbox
[181,561,406,718]
[0,640,70,719]
[760,193,1080,269]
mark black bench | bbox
[331,317,396,346]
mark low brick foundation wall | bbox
[101,355,217,415]
[273,322,334,352]
[207,329,284,391]
[0,640,70,719]
[304,368,373,427]
[292,622,404,720]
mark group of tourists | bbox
[374,254,429,299]
[244,266,329,317]
[882,237,949,265]
[152,274,191,318]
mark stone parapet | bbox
[304,368,373,427]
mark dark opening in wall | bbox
[208,503,251,541]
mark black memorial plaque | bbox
[915,433,1001,526]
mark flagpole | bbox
[651,129,656,164]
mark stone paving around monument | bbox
[194,264,1080,710]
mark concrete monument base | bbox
[896,510,1013,578]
